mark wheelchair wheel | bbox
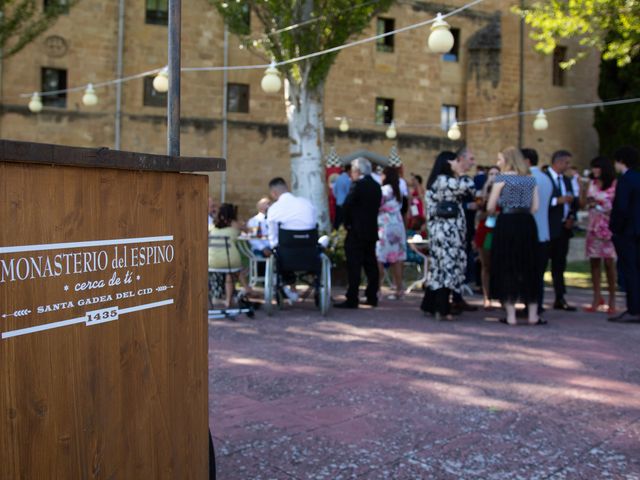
[319,254,331,316]
[263,257,275,316]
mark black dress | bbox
[490,174,540,304]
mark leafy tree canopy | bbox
[0,0,77,59]
[515,0,640,67]
[210,0,395,89]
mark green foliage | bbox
[0,0,78,58]
[209,0,394,89]
[325,226,347,267]
[515,0,640,67]
[594,55,640,155]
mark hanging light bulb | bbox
[385,121,397,139]
[28,92,43,113]
[261,62,282,94]
[82,83,98,106]
[447,122,461,140]
[339,117,349,133]
[428,13,455,54]
[533,109,549,131]
[153,67,169,93]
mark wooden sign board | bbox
[0,141,223,479]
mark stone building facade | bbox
[0,0,600,217]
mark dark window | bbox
[376,18,395,53]
[241,4,251,30]
[375,98,394,125]
[143,77,167,107]
[41,68,67,108]
[44,0,69,14]
[441,104,458,131]
[443,28,460,62]
[146,0,168,25]
[552,46,567,86]
[227,83,250,113]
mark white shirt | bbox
[372,173,408,198]
[548,168,570,221]
[246,212,270,251]
[266,192,317,248]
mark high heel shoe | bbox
[584,298,605,313]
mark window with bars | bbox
[443,28,460,62]
[376,18,395,53]
[441,104,458,131]
[227,83,250,113]
[375,98,394,125]
[41,68,67,108]
[143,77,167,107]
[552,46,567,86]
[146,0,168,25]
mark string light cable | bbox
[18,0,484,100]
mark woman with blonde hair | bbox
[487,147,542,325]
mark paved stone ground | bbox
[209,288,640,480]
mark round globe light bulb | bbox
[82,83,98,106]
[386,121,397,139]
[447,122,461,141]
[428,13,455,54]
[533,109,549,131]
[28,92,43,113]
[261,65,282,94]
[153,68,169,93]
[339,117,349,133]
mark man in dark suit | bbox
[608,146,640,323]
[335,158,382,309]
[546,150,579,311]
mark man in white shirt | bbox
[246,197,271,254]
[265,177,317,251]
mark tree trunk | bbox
[285,81,330,231]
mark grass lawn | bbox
[544,260,612,290]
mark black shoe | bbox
[553,300,576,312]
[534,318,548,325]
[334,301,358,309]
[608,311,640,323]
[364,298,378,307]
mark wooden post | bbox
[0,140,224,479]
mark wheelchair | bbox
[263,226,331,316]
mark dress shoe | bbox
[608,311,640,323]
[553,300,576,312]
[334,301,358,309]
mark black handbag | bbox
[435,200,459,219]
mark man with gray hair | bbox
[335,158,383,308]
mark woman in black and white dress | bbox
[487,146,541,326]
[420,151,475,320]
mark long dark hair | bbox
[591,156,616,191]
[382,166,401,202]
[215,203,238,228]
[427,151,456,190]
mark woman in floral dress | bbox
[376,167,407,299]
[581,156,617,313]
[420,151,475,320]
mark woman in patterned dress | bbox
[581,156,617,313]
[487,147,541,326]
[420,151,475,320]
[376,167,407,299]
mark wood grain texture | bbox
[0,160,208,479]
[0,139,225,173]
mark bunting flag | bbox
[325,146,342,167]
[388,145,402,167]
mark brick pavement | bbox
[209,288,640,479]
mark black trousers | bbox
[537,241,550,311]
[345,236,378,305]
[549,229,571,302]
[613,235,640,315]
[334,205,345,229]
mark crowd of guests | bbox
[209,143,640,325]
